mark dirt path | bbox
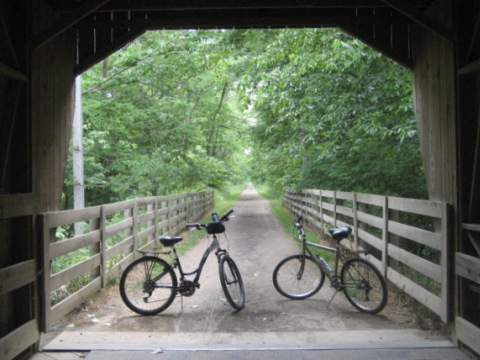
[44,185,424,348]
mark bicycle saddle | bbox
[328,226,352,241]
[159,236,183,247]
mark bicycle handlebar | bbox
[185,209,234,230]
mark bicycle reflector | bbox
[206,221,225,234]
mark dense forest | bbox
[62,29,427,209]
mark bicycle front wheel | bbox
[119,256,177,315]
[341,257,388,314]
[219,256,245,310]
[272,254,325,300]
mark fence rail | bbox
[284,188,450,322]
[40,190,213,330]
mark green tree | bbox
[240,29,426,198]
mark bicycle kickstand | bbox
[325,290,340,310]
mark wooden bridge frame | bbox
[1,0,480,358]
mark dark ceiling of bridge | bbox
[35,1,440,73]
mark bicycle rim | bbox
[119,256,177,315]
[272,254,325,300]
[341,258,388,314]
[219,256,245,310]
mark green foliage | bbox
[241,29,427,199]
[64,31,250,207]
[64,28,427,209]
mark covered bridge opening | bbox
[1,1,480,358]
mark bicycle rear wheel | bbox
[219,255,245,310]
[341,257,388,314]
[119,256,177,315]
[272,254,325,299]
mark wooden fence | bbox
[284,189,450,322]
[40,190,213,330]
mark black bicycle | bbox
[273,211,387,314]
[120,209,245,315]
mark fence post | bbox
[353,193,358,248]
[154,197,159,242]
[100,206,107,288]
[333,191,337,227]
[440,202,450,323]
[39,213,53,332]
[382,196,389,277]
[89,216,101,283]
[318,190,323,227]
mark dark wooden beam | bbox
[0,81,22,189]
[381,0,455,42]
[340,21,412,68]
[32,0,111,50]
[95,0,434,12]
[0,62,27,81]
[75,28,145,75]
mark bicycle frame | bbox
[296,225,343,282]
[175,234,223,284]
[152,234,225,291]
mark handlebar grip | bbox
[186,223,201,229]
[220,209,234,222]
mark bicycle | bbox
[119,209,245,315]
[272,211,388,314]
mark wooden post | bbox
[353,193,358,248]
[89,216,101,282]
[100,206,107,288]
[333,191,337,227]
[440,202,449,322]
[382,196,389,277]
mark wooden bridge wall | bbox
[1,0,480,358]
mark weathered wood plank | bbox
[104,217,133,238]
[136,210,156,224]
[388,267,442,316]
[49,230,101,259]
[336,204,353,217]
[388,243,442,282]
[356,193,386,207]
[358,228,383,251]
[456,252,480,285]
[320,190,335,198]
[357,210,384,229]
[336,191,354,201]
[0,193,34,219]
[136,225,156,242]
[456,316,480,355]
[0,319,39,360]
[388,196,444,217]
[388,220,442,250]
[321,202,335,212]
[50,278,102,325]
[44,206,101,228]
[49,254,101,291]
[105,236,134,260]
[0,260,36,296]
[102,199,136,215]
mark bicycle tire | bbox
[272,254,325,300]
[219,255,245,310]
[119,256,177,315]
[341,257,388,314]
